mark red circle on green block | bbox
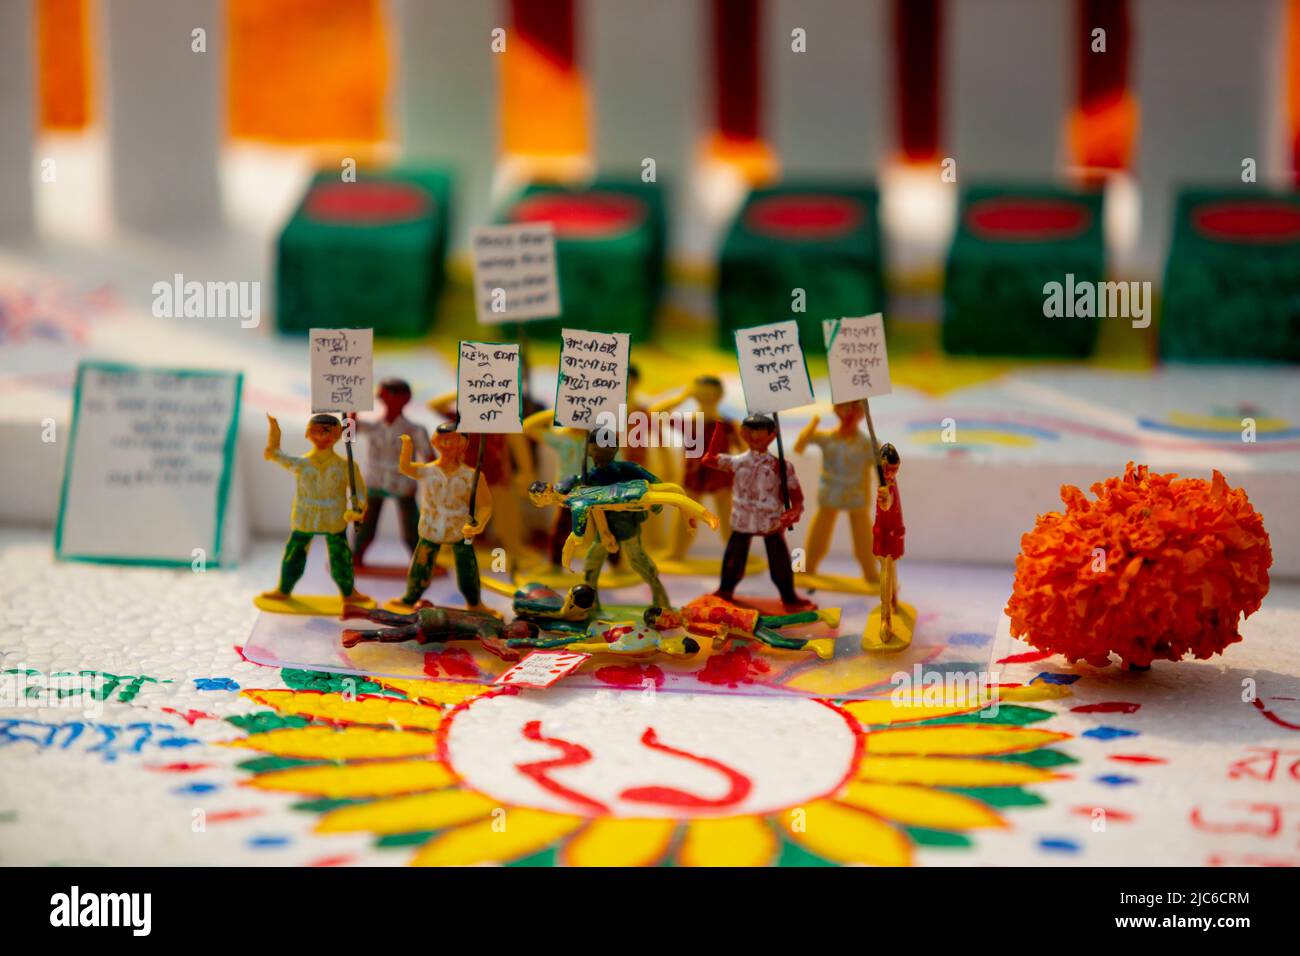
[512,192,646,239]
[966,197,1092,242]
[745,194,862,240]
[1191,201,1300,244]
[304,181,433,225]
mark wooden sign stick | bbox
[772,411,791,510]
[862,398,887,485]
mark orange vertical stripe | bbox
[39,0,93,131]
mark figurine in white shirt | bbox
[350,378,430,568]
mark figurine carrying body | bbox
[260,413,372,605]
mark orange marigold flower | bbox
[1005,463,1271,668]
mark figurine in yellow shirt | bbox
[260,413,371,605]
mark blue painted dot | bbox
[1038,837,1081,853]
[248,835,291,849]
[949,632,992,647]
[1031,672,1081,685]
[173,782,220,796]
[194,677,240,691]
[1083,726,1139,741]
[158,737,199,749]
[1095,774,1138,786]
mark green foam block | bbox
[276,168,451,337]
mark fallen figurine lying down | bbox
[340,586,840,662]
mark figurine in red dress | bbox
[872,443,906,645]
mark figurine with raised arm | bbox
[350,378,430,570]
[396,422,493,613]
[650,375,738,562]
[793,400,879,590]
[527,432,718,607]
[704,413,814,611]
[863,443,915,651]
[428,390,533,573]
[258,413,373,612]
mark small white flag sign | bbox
[553,329,630,428]
[309,328,373,413]
[823,313,892,403]
[733,320,816,414]
[470,223,561,325]
[456,340,524,433]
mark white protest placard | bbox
[495,650,591,689]
[456,341,524,433]
[553,329,630,428]
[309,328,373,413]
[470,223,561,325]
[823,314,893,402]
[733,320,816,414]
[55,361,245,567]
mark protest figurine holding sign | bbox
[257,413,373,614]
[256,329,377,615]
[710,320,818,612]
[392,424,494,615]
[820,314,914,650]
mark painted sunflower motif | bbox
[224,670,1073,866]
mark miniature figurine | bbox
[259,413,373,609]
[512,582,599,629]
[703,414,813,611]
[428,391,533,573]
[349,378,430,570]
[793,401,879,586]
[650,375,738,561]
[679,595,838,659]
[396,423,492,612]
[863,443,913,651]
[340,603,537,650]
[522,408,589,568]
[527,432,719,605]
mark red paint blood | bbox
[516,720,609,814]
[966,197,1092,242]
[307,854,355,867]
[423,648,479,679]
[1071,701,1141,714]
[996,650,1053,664]
[1108,754,1167,764]
[595,664,665,688]
[697,647,771,688]
[304,181,433,226]
[162,707,216,725]
[619,727,753,810]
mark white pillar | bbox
[768,0,887,177]
[947,0,1068,178]
[98,0,223,232]
[586,0,704,256]
[0,0,36,236]
[1134,0,1286,277]
[392,0,502,252]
